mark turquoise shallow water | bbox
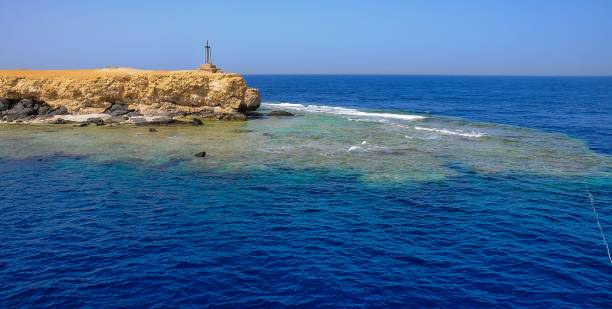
[1,76,611,307]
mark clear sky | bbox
[1,0,611,75]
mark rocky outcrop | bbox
[0,98,69,122]
[243,88,262,111]
[0,68,261,123]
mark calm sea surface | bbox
[1,75,611,307]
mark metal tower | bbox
[205,40,212,64]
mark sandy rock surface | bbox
[0,68,261,122]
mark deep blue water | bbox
[2,76,612,307]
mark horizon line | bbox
[2,67,611,78]
[242,73,612,77]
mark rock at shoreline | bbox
[194,151,207,158]
[49,106,69,116]
[216,112,247,121]
[191,118,203,126]
[110,116,129,123]
[86,117,105,126]
[52,118,67,124]
[105,103,131,117]
[149,128,157,132]
[0,68,262,123]
[268,110,295,117]
[4,99,35,121]
[126,110,143,117]
[135,116,175,126]
[245,111,265,118]
[244,88,262,111]
[1,98,65,122]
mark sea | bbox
[1,75,611,307]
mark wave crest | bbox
[414,126,485,138]
[262,103,425,121]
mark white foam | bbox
[263,103,425,121]
[414,126,485,138]
[348,145,363,152]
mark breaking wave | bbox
[262,103,487,139]
[263,103,425,121]
[414,126,485,138]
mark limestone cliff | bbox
[0,68,261,122]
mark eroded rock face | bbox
[0,68,261,122]
[243,88,262,111]
[0,98,9,111]
[0,98,68,122]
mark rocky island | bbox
[0,67,261,124]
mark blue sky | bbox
[1,0,611,75]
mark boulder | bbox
[126,110,143,117]
[191,118,203,126]
[245,111,265,118]
[216,112,247,121]
[86,117,105,126]
[4,99,36,121]
[148,128,157,132]
[18,98,35,108]
[268,110,295,117]
[105,103,131,116]
[48,106,69,116]
[37,105,51,115]
[194,151,206,158]
[243,88,262,111]
[145,116,174,125]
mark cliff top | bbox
[1,66,261,121]
[0,68,238,80]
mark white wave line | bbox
[587,189,612,264]
[414,126,485,138]
[262,102,425,121]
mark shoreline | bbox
[0,109,286,126]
